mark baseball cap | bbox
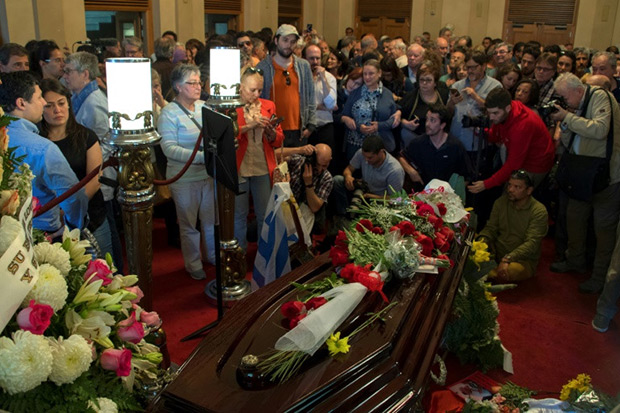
[276,24,300,39]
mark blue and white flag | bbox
[252,183,299,290]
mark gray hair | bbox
[154,37,175,59]
[340,36,356,49]
[65,52,100,80]
[496,42,513,52]
[592,51,617,68]
[122,36,143,51]
[574,47,590,58]
[170,63,200,95]
[555,72,585,92]
[394,40,407,53]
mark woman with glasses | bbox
[39,78,111,257]
[341,59,401,160]
[399,63,449,148]
[234,67,284,249]
[157,64,216,280]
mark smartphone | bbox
[307,24,313,33]
[271,116,285,127]
[450,88,460,97]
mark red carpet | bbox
[150,218,620,398]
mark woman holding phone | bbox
[234,67,285,249]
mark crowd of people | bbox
[0,22,619,333]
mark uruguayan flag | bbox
[252,183,299,290]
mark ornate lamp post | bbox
[204,48,251,305]
[106,58,160,311]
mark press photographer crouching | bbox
[283,143,334,235]
[331,135,405,219]
[548,73,620,295]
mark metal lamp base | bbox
[205,279,251,307]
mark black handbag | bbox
[555,88,613,202]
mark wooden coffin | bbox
[151,231,472,412]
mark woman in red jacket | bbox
[234,67,284,249]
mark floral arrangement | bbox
[0,120,166,412]
[255,183,469,384]
[559,373,620,411]
[460,381,535,413]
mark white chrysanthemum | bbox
[87,397,118,413]
[23,263,68,311]
[0,330,53,394]
[0,215,23,257]
[34,242,71,276]
[47,335,92,385]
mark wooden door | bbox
[356,17,410,41]
[503,0,579,46]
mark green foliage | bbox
[291,272,345,300]
[443,276,505,372]
[500,381,536,410]
[0,368,143,413]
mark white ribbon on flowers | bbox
[274,265,387,356]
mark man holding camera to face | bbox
[548,73,620,296]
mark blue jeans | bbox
[92,217,113,260]
[234,174,272,250]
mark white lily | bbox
[73,277,104,305]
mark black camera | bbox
[462,115,491,129]
[349,180,370,214]
[538,97,568,119]
[303,151,316,168]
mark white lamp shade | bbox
[106,58,153,130]
[210,48,240,97]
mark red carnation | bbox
[434,232,450,253]
[417,203,435,216]
[306,296,327,310]
[335,230,348,248]
[415,232,434,256]
[439,226,455,242]
[371,226,384,235]
[356,219,374,232]
[389,225,400,232]
[397,220,416,236]
[329,246,349,267]
[437,203,447,216]
[289,314,307,329]
[340,263,358,280]
[427,214,444,231]
[354,271,388,302]
[281,301,305,319]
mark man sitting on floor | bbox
[477,170,548,283]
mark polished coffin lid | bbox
[151,230,472,412]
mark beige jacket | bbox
[560,87,620,184]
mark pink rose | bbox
[84,259,113,286]
[16,300,53,335]
[139,310,161,328]
[117,313,145,344]
[125,286,144,304]
[100,348,132,376]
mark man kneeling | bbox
[478,170,548,283]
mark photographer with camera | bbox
[468,88,554,194]
[331,135,405,218]
[548,73,620,296]
[284,143,334,235]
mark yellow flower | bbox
[473,249,491,265]
[326,332,350,357]
[484,291,496,301]
[560,374,592,400]
[472,240,488,252]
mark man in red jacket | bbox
[468,87,555,194]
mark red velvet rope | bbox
[34,133,203,217]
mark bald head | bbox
[586,74,612,91]
[436,37,449,57]
[315,143,332,174]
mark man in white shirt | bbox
[304,44,337,149]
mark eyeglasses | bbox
[244,67,264,76]
[493,50,508,55]
[184,81,202,87]
[45,57,65,64]
[283,70,291,86]
[418,77,434,84]
[535,66,554,72]
[237,41,252,47]
[465,64,480,70]
[62,67,78,75]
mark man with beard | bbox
[398,103,471,192]
[303,44,337,149]
[258,24,316,147]
[468,88,554,194]
[478,170,548,283]
[519,46,539,79]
